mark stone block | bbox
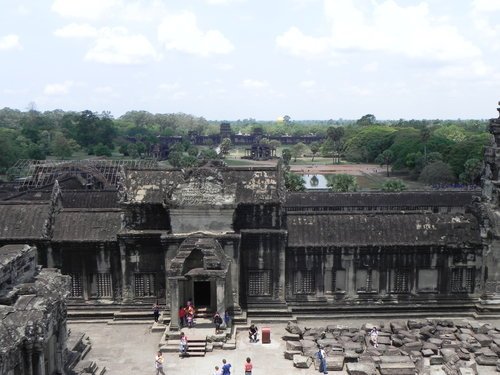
[285,321,303,336]
[402,341,423,352]
[407,319,427,330]
[378,362,416,375]
[428,338,443,347]
[458,368,476,375]
[440,348,460,364]
[430,355,444,365]
[282,333,301,341]
[292,354,312,368]
[346,362,378,375]
[284,350,301,360]
[391,321,406,333]
[286,340,302,351]
[472,333,492,347]
[441,340,461,349]
[422,349,435,357]
[326,355,344,371]
[475,354,498,366]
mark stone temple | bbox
[0,106,500,333]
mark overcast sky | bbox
[1,0,499,120]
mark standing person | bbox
[317,346,327,374]
[244,357,253,375]
[153,303,160,323]
[178,306,186,327]
[221,359,231,375]
[213,312,223,334]
[213,365,222,375]
[369,327,379,348]
[224,310,231,328]
[179,331,188,357]
[155,351,165,375]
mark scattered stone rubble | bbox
[282,319,500,374]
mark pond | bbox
[301,174,329,189]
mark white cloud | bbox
[159,82,181,91]
[158,11,234,56]
[276,27,329,57]
[51,0,120,20]
[94,86,114,94]
[362,62,379,73]
[472,0,500,12]
[206,0,245,4]
[277,0,481,62]
[242,79,269,89]
[54,23,98,38]
[0,34,22,51]
[44,81,74,96]
[299,80,316,88]
[85,27,158,65]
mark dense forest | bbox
[0,107,490,185]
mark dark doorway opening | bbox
[194,281,211,307]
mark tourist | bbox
[244,357,253,375]
[155,351,165,375]
[224,310,231,328]
[213,365,222,375]
[179,331,188,357]
[178,306,186,327]
[186,304,195,328]
[248,324,258,342]
[221,359,232,375]
[369,327,379,348]
[153,303,160,323]
[316,346,327,374]
[213,312,223,334]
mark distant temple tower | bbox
[220,122,232,140]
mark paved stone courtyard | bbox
[69,318,500,375]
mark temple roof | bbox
[286,212,481,247]
[52,209,122,242]
[0,203,50,240]
[122,166,282,206]
[285,191,478,209]
[60,190,119,208]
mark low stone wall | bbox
[282,319,500,374]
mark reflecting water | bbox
[302,174,328,189]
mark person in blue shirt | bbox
[222,359,232,375]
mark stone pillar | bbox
[25,345,34,375]
[278,234,286,302]
[169,278,180,331]
[119,241,130,303]
[344,252,356,298]
[55,320,66,374]
[35,348,45,375]
[228,242,240,313]
[46,245,54,268]
[481,240,500,303]
[324,253,334,295]
[216,277,226,314]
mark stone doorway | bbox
[194,280,211,307]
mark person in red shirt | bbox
[179,306,186,327]
[244,357,253,375]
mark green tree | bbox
[291,142,307,162]
[375,149,394,177]
[327,174,358,192]
[220,138,232,156]
[309,141,321,162]
[356,114,376,126]
[200,148,218,161]
[93,143,112,157]
[168,151,183,168]
[284,171,305,191]
[50,132,73,159]
[326,126,345,164]
[380,179,407,192]
[419,161,456,185]
[281,148,292,166]
[459,158,483,185]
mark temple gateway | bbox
[1,107,500,326]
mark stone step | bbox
[107,320,153,325]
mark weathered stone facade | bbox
[0,244,70,375]
[0,106,499,323]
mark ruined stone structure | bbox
[0,244,70,375]
[0,105,499,325]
